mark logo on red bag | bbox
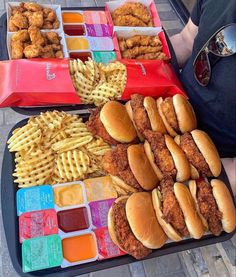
[135,62,146,76]
[46,63,56,80]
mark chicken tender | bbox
[114,15,147,27]
[11,41,24,59]
[122,45,162,59]
[102,144,143,191]
[126,35,162,48]
[27,11,44,28]
[11,30,29,42]
[112,198,152,259]
[130,94,151,136]
[144,130,177,178]
[11,11,28,29]
[23,44,41,58]
[160,176,189,237]
[136,52,167,60]
[28,26,45,46]
[118,38,127,51]
[24,2,43,12]
[112,2,152,25]
[45,32,60,44]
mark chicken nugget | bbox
[11,11,28,29]
[11,40,24,59]
[53,19,60,29]
[24,2,42,12]
[40,45,55,58]
[11,3,25,15]
[51,44,61,51]
[9,18,18,32]
[28,11,44,28]
[11,30,29,42]
[42,21,53,29]
[23,44,42,58]
[55,50,64,58]
[43,8,56,22]
[45,32,60,44]
[28,26,45,46]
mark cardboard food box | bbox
[105,0,161,30]
[6,2,63,31]
[113,27,171,60]
[6,2,67,60]
[7,30,69,60]
[0,58,186,107]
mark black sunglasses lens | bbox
[194,51,211,86]
[208,25,236,56]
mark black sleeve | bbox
[190,0,203,26]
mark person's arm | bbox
[170,18,199,68]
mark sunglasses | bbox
[193,23,236,86]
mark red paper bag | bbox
[0,59,80,107]
[120,59,186,99]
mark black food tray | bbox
[0,6,180,116]
[1,115,236,277]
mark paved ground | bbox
[0,1,235,277]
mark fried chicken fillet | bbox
[179,133,212,176]
[130,94,151,136]
[112,198,152,259]
[196,180,222,236]
[160,97,179,133]
[144,130,177,178]
[102,144,143,191]
[160,176,189,237]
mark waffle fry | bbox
[7,124,41,152]
[9,111,109,187]
[69,59,127,106]
[13,150,55,188]
[56,149,90,180]
[64,120,92,138]
[85,138,111,156]
[52,135,93,153]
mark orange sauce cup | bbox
[62,12,84,23]
[62,233,97,263]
